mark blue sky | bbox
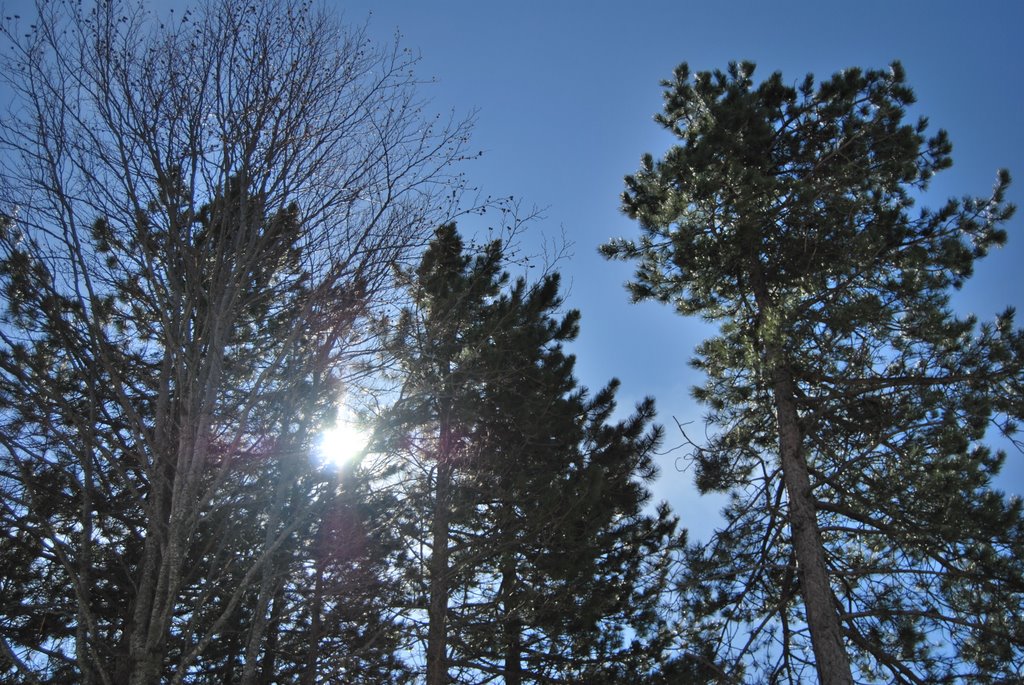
[338,0,1024,538]
[4,0,1020,539]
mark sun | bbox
[316,412,371,467]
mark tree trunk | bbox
[300,563,325,685]
[770,360,854,685]
[259,583,286,684]
[500,556,523,685]
[746,243,854,685]
[426,458,453,685]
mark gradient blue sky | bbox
[338,1,1024,538]
[5,0,1020,539]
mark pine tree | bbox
[0,178,354,683]
[381,224,683,683]
[377,223,508,685]
[602,61,1024,683]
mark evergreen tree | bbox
[0,179,402,684]
[262,470,414,685]
[602,61,1024,683]
[381,224,683,684]
[379,223,508,685]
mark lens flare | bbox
[316,413,370,467]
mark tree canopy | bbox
[603,60,1024,683]
[2,1,1022,682]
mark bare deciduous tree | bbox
[0,1,472,682]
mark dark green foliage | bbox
[382,224,683,683]
[604,61,1024,682]
[0,180,402,683]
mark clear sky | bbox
[337,0,1024,539]
[5,0,1021,539]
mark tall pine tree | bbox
[602,61,1024,683]
[381,224,683,683]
